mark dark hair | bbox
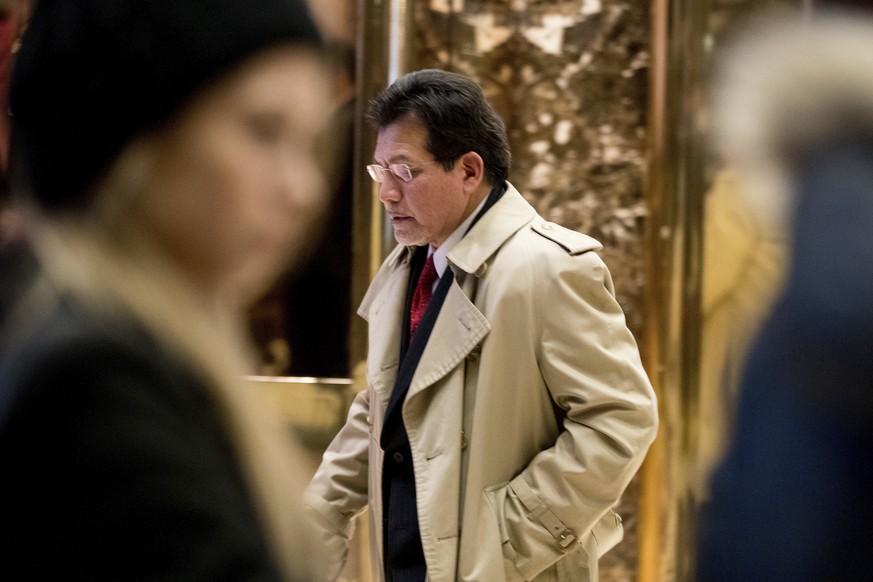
[366,69,511,186]
[9,0,322,212]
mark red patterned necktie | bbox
[409,254,438,339]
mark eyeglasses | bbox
[366,161,439,183]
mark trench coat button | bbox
[466,345,481,362]
[461,431,469,451]
[541,222,553,230]
[475,262,488,277]
[392,451,404,463]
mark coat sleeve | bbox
[498,247,659,580]
[305,388,373,581]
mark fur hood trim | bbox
[712,13,873,227]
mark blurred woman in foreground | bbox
[0,0,333,579]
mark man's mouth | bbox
[388,213,412,224]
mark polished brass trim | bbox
[350,0,390,369]
[641,0,712,578]
[244,375,354,384]
[639,0,669,574]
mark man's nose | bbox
[377,178,402,203]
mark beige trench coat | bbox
[307,185,658,582]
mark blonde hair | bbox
[712,12,873,232]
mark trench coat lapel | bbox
[407,279,490,400]
[357,247,411,409]
[404,186,535,398]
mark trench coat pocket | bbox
[482,482,528,581]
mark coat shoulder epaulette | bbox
[530,220,602,255]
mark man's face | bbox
[372,115,472,248]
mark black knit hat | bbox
[9,0,322,211]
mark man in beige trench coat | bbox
[306,69,658,582]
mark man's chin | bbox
[392,229,425,247]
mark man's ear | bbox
[458,151,485,193]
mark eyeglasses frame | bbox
[366,160,440,183]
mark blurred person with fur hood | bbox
[697,8,873,581]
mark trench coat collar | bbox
[446,182,535,276]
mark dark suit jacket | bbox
[0,282,285,580]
